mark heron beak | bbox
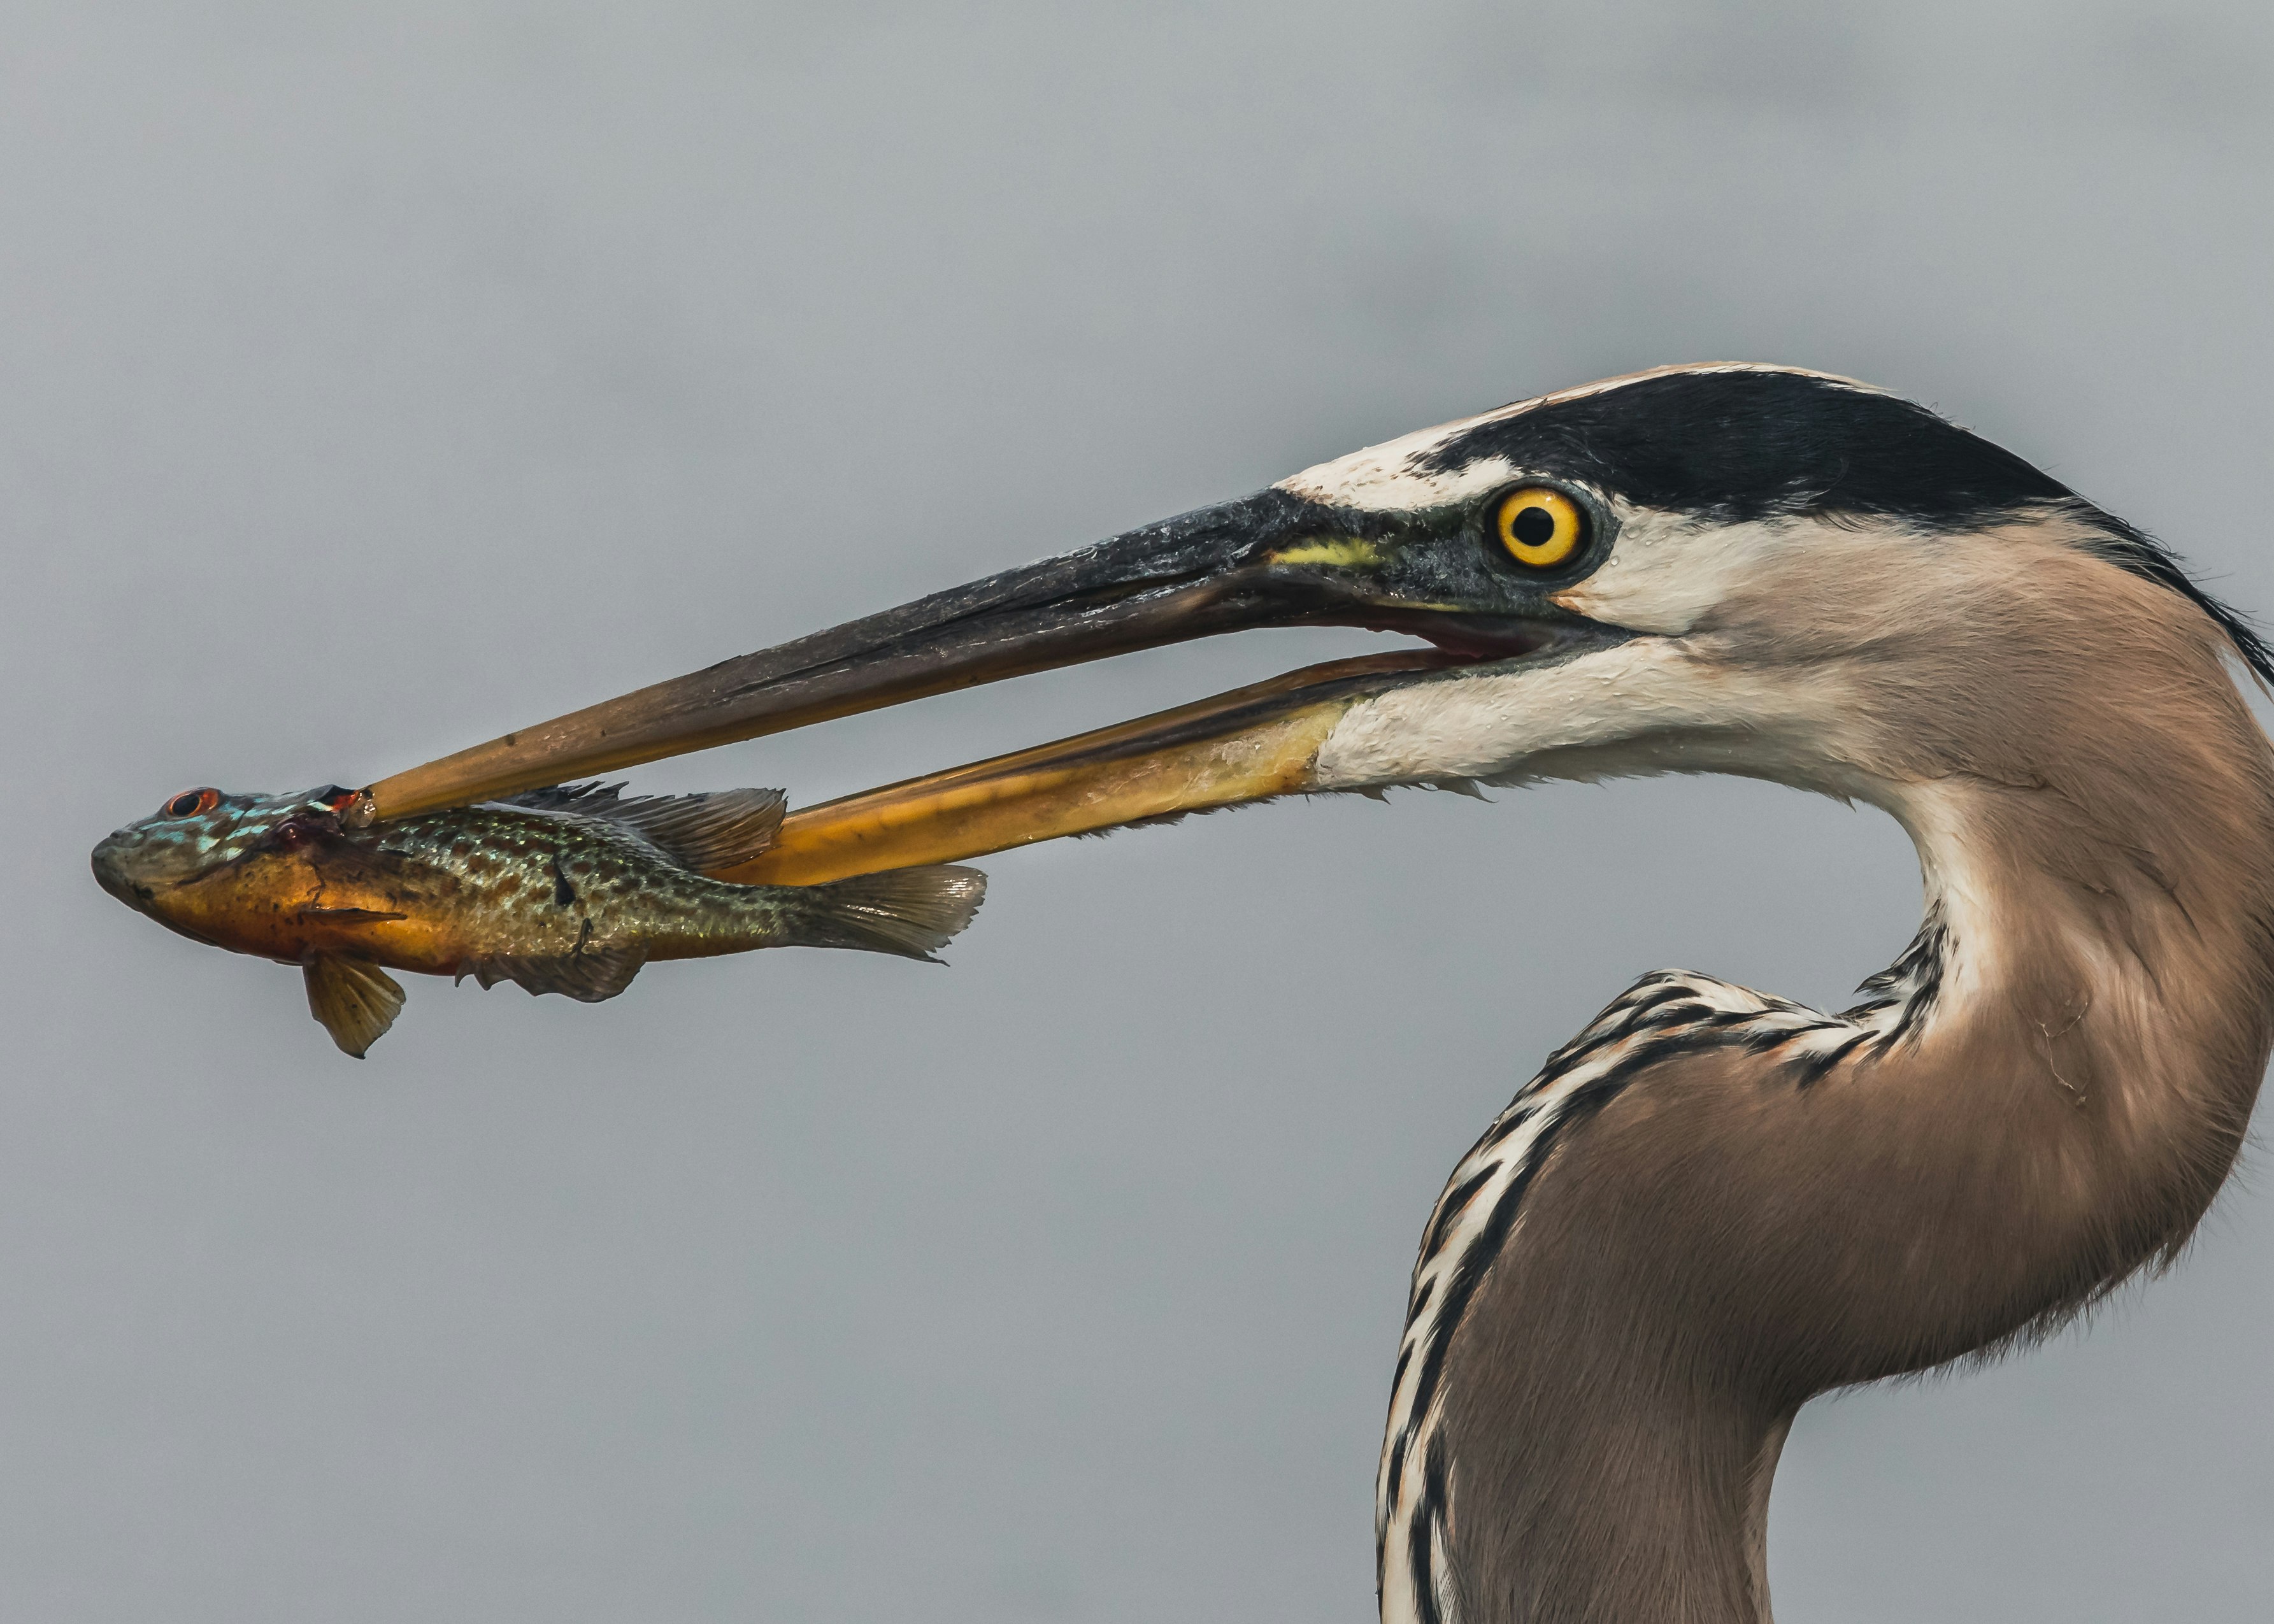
[706,649,1478,883]
[361,489,1599,878]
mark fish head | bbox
[92,785,403,957]
[91,785,322,894]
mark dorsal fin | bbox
[598,788,787,871]
[504,781,629,813]
[503,783,787,871]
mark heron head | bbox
[359,364,2270,880]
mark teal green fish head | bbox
[91,784,357,905]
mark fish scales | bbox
[92,781,985,1056]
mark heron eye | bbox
[1494,487,1587,569]
[163,788,220,818]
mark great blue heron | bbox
[357,364,2274,1623]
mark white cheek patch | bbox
[1554,511,1800,636]
[1310,642,1692,787]
[1556,510,1921,637]
[1309,639,1857,791]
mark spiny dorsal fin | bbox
[504,783,787,872]
[503,781,628,813]
[597,788,786,871]
[469,944,646,1003]
[303,954,406,1058]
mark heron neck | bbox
[1411,666,2274,1624]
[1882,707,2274,1202]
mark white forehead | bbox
[1275,362,1871,511]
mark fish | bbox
[90,781,985,1057]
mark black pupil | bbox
[168,793,200,816]
[1510,504,1559,547]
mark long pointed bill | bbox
[366,491,1364,820]
[360,483,1613,871]
[706,651,1469,885]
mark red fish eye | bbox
[163,788,220,818]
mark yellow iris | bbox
[1495,487,1585,568]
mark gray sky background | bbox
[4,3,2271,1620]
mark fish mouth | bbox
[90,834,162,908]
[90,845,224,948]
[357,487,1625,880]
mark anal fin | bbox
[303,955,406,1058]
[469,944,645,1004]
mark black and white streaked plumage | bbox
[1380,928,1950,1624]
[361,364,2274,1623]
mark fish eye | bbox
[162,788,220,819]
[1492,486,1589,570]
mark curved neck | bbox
[1387,636,2274,1623]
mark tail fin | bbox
[796,865,987,961]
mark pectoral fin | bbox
[303,954,406,1058]
[469,944,646,1003]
